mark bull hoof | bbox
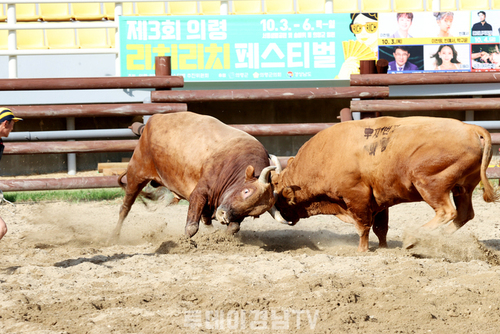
[226,222,240,235]
[106,232,120,245]
[185,224,199,238]
[403,234,418,250]
[201,216,212,226]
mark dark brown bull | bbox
[270,116,498,252]
[111,111,279,241]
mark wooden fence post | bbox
[358,60,378,119]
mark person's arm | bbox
[471,51,488,60]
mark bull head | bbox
[215,165,279,225]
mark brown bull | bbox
[111,111,279,241]
[270,116,498,252]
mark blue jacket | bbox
[388,60,419,72]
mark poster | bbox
[119,10,500,81]
[378,11,471,73]
[120,14,356,81]
[469,10,500,72]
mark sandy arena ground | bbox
[1,186,500,333]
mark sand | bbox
[1,190,500,333]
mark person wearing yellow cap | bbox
[0,108,22,240]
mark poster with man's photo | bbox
[378,45,423,73]
[470,10,500,41]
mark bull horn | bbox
[268,192,292,225]
[269,154,282,174]
[258,166,277,184]
[268,205,292,225]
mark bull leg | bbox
[356,225,371,252]
[342,188,375,252]
[372,209,389,248]
[419,193,457,231]
[201,205,213,226]
[337,212,372,252]
[403,186,458,249]
[347,204,374,252]
[185,190,207,237]
[444,186,475,234]
[110,177,150,242]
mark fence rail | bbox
[151,87,390,102]
[350,98,500,113]
[6,103,187,118]
[0,76,184,90]
[350,72,500,86]
[0,176,121,192]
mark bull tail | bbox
[118,171,127,190]
[117,168,165,203]
[476,126,498,203]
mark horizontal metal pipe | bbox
[351,98,500,113]
[4,123,336,145]
[4,129,137,142]
[3,140,139,154]
[0,76,184,90]
[151,87,390,102]
[7,103,187,118]
[351,72,500,86]
[465,121,500,130]
[0,176,121,192]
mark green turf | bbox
[2,188,125,203]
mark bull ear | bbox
[245,165,255,182]
[282,186,296,205]
[271,173,279,185]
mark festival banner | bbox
[119,13,384,81]
[119,10,500,80]
[120,14,343,81]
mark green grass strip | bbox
[3,188,125,203]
